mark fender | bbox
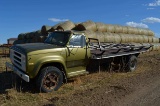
[28,55,67,78]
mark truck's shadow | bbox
[0,71,38,94]
[0,60,124,94]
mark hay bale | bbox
[105,24,115,33]
[148,30,154,36]
[148,36,153,43]
[119,34,129,43]
[122,26,128,34]
[48,27,56,32]
[141,29,154,36]
[151,43,160,51]
[74,20,97,31]
[18,33,25,40]
[128,34,136,43]
[152,37,159,43]
[56,21,75,31]
[143,29,149,35]
[136,35,144,43]
[33,30,47,42]
[95,22,107,32]
[139,28,149,35]
[126,34,135,43]
[35,30,42,36]
[48,23,63,32]
[25,33,30,39]
[25,32,37,39]
[33,35,47,43]
[133,28,140,35]
[103,32,115,43]
[95,32,105,42]
[119,34,136,43]
[127,27,136,34]
[142,35,149,43]
[13,40,25,45]
[158,43,160,50]
[113,33,121,43]
[129,35,143,43]
[41,25,52,34]
[84,30,97,42]
[114,25,123,33]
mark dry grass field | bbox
[0,51,160,106]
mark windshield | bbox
[44,32,70,46]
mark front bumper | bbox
[5,62,30,82]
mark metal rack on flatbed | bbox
[88,38,153,60]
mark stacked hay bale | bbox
[14,21,76,44]
[74,21,160,51]
[14,20,160,51]
[14,30,47,45]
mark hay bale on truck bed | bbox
[95,31,105,42]
[95,22,107,32]
[103,32,121,43]
[152,37,159,43]
[127,27,138,34]
[148,30,154,36]
[119,34,130,43]
[114,33,121,43]
[148,36,153,43]
[135,35,144,43]
[114,25,123,33]
[122,26,128,34]
[84,30,97,42]
[105,24,115,33]
[56,21,75,31]
[75,21,97,31]
[103,32,115,43]
[142,35,149,43]
[138,28,154,36]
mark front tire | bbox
[36,66,63,93]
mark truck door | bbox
[66,34,89,75]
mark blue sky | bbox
[0,0,160,44]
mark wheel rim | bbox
[130,59,137,68]
[43,72,59,90]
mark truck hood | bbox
[11,43,63,54]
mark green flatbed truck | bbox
[6,30,152,92]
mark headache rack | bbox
[88,38,153,59]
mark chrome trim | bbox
[10,49,26,72]
[6,62,29,82]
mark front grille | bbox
[10,49,26,72]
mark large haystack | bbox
[14,20,159,52]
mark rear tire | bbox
[126,55,137,72]
[36,66,63,93]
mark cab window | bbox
[69,35,86,47]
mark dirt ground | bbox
[0,51,160,106]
